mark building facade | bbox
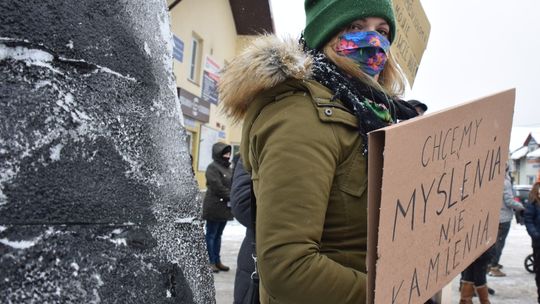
[511,132,540,185]
[167,0,273,188]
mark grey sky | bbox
[269,0,540,131]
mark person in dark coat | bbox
[202,142,233,273]
[459,171,519,303]
[489,168,524,276]
[524,181,540,303]
[407,99,428,116]
[230,155,255,303]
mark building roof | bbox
[229,0,274,35]
[524,131,540,146]
[528,147,540,158]
[511,146,529,160]
[167,0,274,35]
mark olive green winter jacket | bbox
[220,36,368,304]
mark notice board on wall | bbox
[367,89,515,304]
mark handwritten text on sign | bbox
[391,0,430,87]
[368,90,515,304]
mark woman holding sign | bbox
[524,181,540,303]
[219,0,417,302]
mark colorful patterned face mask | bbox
[336,31,391,76]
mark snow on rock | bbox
[0,43,53,63]
[96,66,136,82]
[0,190,6,206]
[111,228,123,234]
[0,43,62,74]
[144,42,152,56]
[1,0,213,303]
[175,217,196,224]
[92,274,104,287]
[0,237,40,249]
[109,238,127,246]
[49,143,63,161]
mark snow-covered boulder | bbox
[0,1,214,302]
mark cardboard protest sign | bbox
[367,89,515,304]
[391,0,430,87]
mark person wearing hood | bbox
[202,142,233,273]
[219,0,417,302]
[407,99,428,116]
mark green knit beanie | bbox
[303,0,396,50]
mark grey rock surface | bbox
[0,0,214,303]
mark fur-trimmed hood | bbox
[219,35,313,121]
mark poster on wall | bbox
[178,88,210,123]
[172,34,184,62]
[202,71,219,105]
[366,89,515,303]
[202,56,220,105]
[198,125,222,172]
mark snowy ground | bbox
[448,219,537,303]
[215,219,537,303]
[213,220,246,304]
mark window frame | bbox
[188,33,203,84]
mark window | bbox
[185,131,194,155]
[528,138,538,152]
[231,144,240,158]
[189,33,203,83]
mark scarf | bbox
[308,46,417,154]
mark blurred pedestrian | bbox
[488,167,525,276]
[219,0,417,302]
[524,181,540,303]
[230,155,256,304]
[189,153,195,176]
[202,142,233,273]
[459,251,492,304]
[407,99,428,116]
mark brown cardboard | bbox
[391,0,431,86]
[367,130,385,304]
[367,89,516,304]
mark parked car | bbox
[514,184,533,203]
[513,184,532,224]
